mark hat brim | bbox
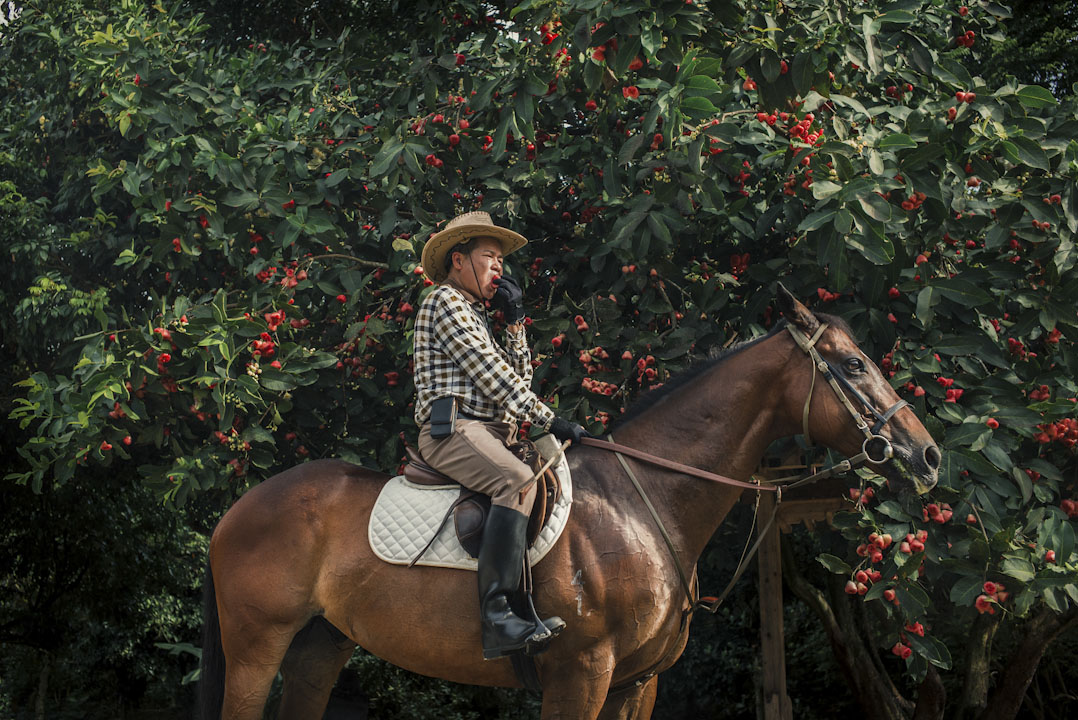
[422,224,528,282]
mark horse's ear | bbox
[775,282,820,334]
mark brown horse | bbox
[199,287,940,720]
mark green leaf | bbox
[877,500,915,521]
[916,286,937,325]
[1001,555,1036,583]
[1014,85,1058,109]
[848,222,895,265]
[1007,136,1050,171]
[324,169,349,187]
[221,190,260,209]
[934,278,992,306]
[857,194,893,223]
[879,134,917,151]
[618,133,646,166]
[680,96,719,118]
[797,209,836,232]
[817,553,852,574]
[812,180,842,200]
[907,633,953,670]
[950,575,985,606]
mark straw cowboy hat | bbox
[421,211,528,283]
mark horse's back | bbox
[209,460,388,615]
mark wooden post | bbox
[757,490,792,720]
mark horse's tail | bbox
[198,561,225,720]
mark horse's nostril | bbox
[923,445,941,470]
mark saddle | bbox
[403,437,562,562]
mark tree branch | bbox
[977,607,1078,720]
[781,541,909,720]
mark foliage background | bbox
[2,0,1077,717]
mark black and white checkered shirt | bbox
[413,284,555,429]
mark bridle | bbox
[577,321,911,619]
[786,323,908,468]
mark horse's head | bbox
[776,284,940,495]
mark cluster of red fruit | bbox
[729,252,750,276]
[264,309,286,332]
[844,566,882,595]
[1059,499,1078,518]
[816,288,841,303]
[1032,219,1052,231]
[975,581,1008,614]
[855,531,892,563]
[537,20,560,45]
[635,354,659,384]
[1029,384,1052,402]
[900,191,927,212]
[956,29,976,48]
[1043,193,1063,205]
[250,332,276,359]
[581,377,618,396]
[1034,418,1078,448]
[899,529,929,554]
[923,502,953,524]
[885,83,913,99]
[954,90,977,103]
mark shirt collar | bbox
[443,278,484,307]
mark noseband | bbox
[787,324,908,465]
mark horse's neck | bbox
[605,333,792,564]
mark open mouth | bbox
[873,446,938,496]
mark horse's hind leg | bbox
[277,617,357,720]
[219,618,300,720]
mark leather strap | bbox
[579,437,778,493]
[608,433,698,609]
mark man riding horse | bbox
[413,211,587,660]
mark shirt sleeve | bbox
[434,292,555,428]
[502,323,534,383]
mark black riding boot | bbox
[478,505,565,659]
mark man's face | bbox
[451,237,504,300]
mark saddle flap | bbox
[402,437,566,561]
[404,447,457,486]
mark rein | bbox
[579,323,909,616]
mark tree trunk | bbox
[781,542,910,720]
[954,612,998,720]
[911,666,946,720]
[35,653,49,720]
[976,607,1078,720]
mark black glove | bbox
[491,275,524,324]
[548,417,589,444]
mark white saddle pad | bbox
[368,434,573,570]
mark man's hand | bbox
[548,417,590,444]
[492,275,524,324]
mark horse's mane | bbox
[609,311,855,431]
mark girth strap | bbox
[608,433,698,610]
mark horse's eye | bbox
[844,357,865,374]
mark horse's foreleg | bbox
[595,675,659,720]
[539,651,614,720]
[277,617,357,720]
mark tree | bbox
[978,0,1078,95]
[3,0,1078,717]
